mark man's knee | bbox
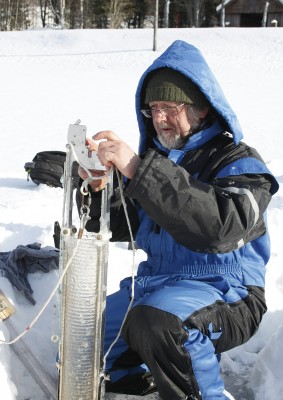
[122,305,186,356]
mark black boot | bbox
[105,371,157,396]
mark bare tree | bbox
[262,1,270,27]
[123,0,150,28]
[39,0,48,27]
[100,0,132,28]
[79,0,84,28]
[48,0,61,26]
[0,0,31,30]
[164,0,170,28]
[186,0,205,27]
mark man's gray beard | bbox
[157,132,187,150]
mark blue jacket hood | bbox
[136,40,243,154]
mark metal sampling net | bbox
[59,234,108,400]
[58,121,111,400]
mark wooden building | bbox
[217,0,283,27]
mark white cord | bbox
[1,146,137,397]
[1,160,136,361]
[102,169,136,372]
[0,144,104,346]
[0,237,81,345]
[67,142,137,373]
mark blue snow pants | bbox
[103,275,265,400]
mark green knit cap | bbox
[144,68,209,107]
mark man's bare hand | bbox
[93,131,141,179]
[78,165,108,192]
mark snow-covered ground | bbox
[0,27,283,400]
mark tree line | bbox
[0,0,222,31]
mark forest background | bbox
[0,0,226,31]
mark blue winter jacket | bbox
[77,41,279,394]
[80,40,278,299]
[123,40,279,292]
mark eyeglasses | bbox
[141,103,186,119]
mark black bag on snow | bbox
[24,151,79,188]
